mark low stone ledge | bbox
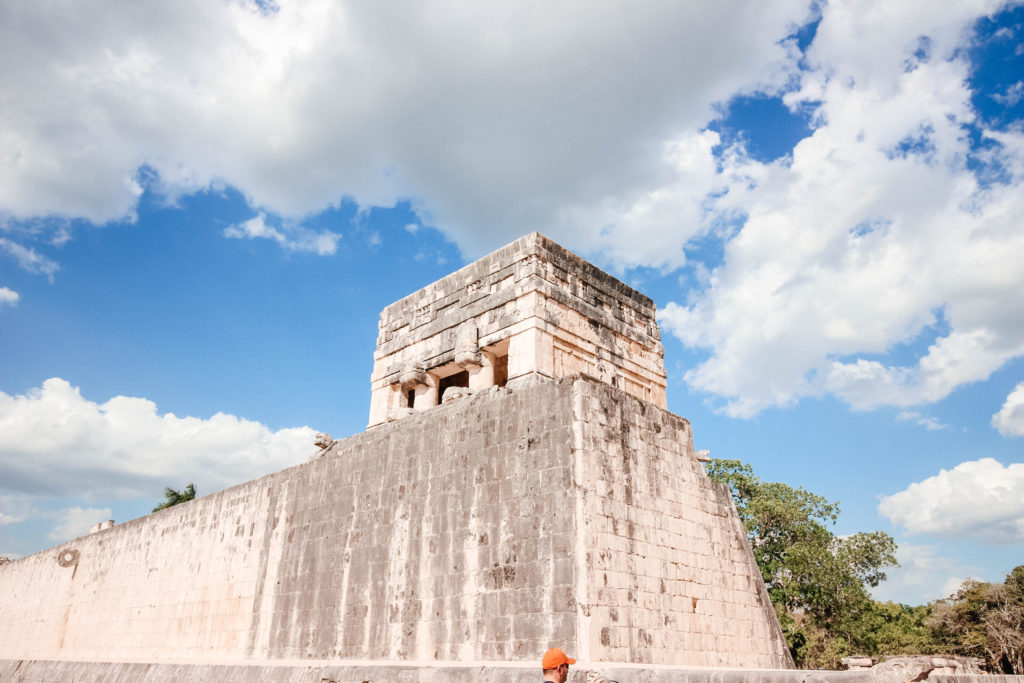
[5,659,1021,683]
[0,660,879,683]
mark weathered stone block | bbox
[368,233,667,426]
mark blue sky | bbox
[1,0,1022,606]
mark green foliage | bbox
[870,602,942,656]
[928,566,1024,673]
[152,483,197,512]
[706,459,1024,673]
[706,459,899,669]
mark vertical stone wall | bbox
[571,380,793,668]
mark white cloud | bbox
[896,411,948,431]
[559,129,731,270]
[3,1,1021,417]
[992,382,1024,436]
[992,81,1024,107]
[0,287,18,307]
[878,458,1024,544]
[0,378,316,502]
[0,238,59,280]
[48,506,112,543]
[871,542,981,604]
[660,1,1024,417]
[0,0,809,266]
[223,213,341,255]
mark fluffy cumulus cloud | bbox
[0,0,809,266]
[992,382,1024,436]
[2,0,1022,417]
[871,542,982,604]
[660,0,1024,416]
[0,378,315,504]
[878,458,1024,544]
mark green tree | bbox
[929,566,1024,673]
[152,483,197,512]
[706,459,898,669]
[870,601,942,656]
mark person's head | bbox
[542,648,576,682]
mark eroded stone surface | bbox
[868,656,986,683]
[368,233,667,427]
[88,520,114,534]
[0,378,789,669]
[572,381,790,667]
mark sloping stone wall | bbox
[0,382,577,664]
[572,381,791,667]
[0,377,790,670]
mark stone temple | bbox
[0,233,794,682]
[368,233,669,427]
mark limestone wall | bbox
[572,382,791,667]
[0,377,789,669]
[0,382,577,664]
[368,233,667,426]
[5,659,1020,683]
[0,659,876,683]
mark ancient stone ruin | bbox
[0,233,797,681]
[368,233,668,427]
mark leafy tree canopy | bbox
[706,459,1021,673]
[706,459,898,668]
[929,566,1024,674]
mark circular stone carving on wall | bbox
[57,548,79,567]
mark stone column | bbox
[399,363,438,411]
[413,376,438,411]
[367,384,395,427]
[455,320,497,391]
[507,325,554,385]
[467,351,496,390]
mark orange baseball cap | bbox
[542,647,576,669]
